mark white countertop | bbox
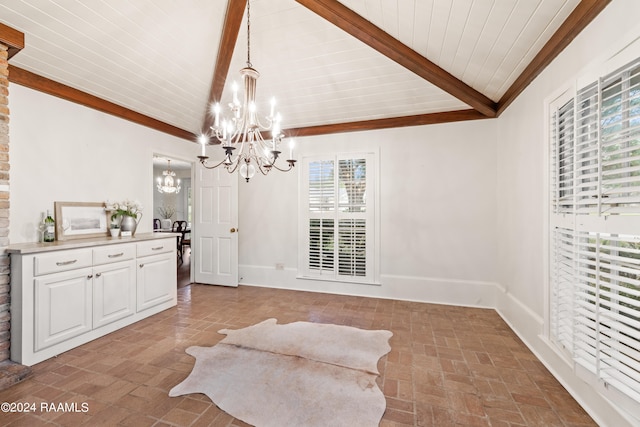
[7,232,181,255]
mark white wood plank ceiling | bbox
[0,0,589,139]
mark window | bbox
[300,153,378,283]
[549,57,640,414]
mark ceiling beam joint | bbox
[295,0,497,118]
[0,22,25,59]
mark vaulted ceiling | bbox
[0,0,610,142]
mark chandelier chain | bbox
[246,0,251,68]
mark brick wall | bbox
[0,40,29,390]
[0,44,10,362]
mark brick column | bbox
[0,26,30,390]
[0,44,9,362]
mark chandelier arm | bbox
[253,116,273,130]
[266,160,296,172]
[198,156,232,170]
[253,129,283,157]
[225,158,242,174]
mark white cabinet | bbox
[93,260,136,329]
[136,240,174,311]
[9,234,177,366]
[92,244,137,329]
[35,267,93,351]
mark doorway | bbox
[153,155,193,285]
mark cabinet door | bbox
[35,268,93,351]
[136,253,175,312]
[93,260,136,328]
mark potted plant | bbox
[106,199,143,236]
[109,222,120,237]
[157,205,176,229]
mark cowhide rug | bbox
[169,318,393,427]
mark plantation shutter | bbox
[550,227,575,353]
[574,232,640,404]
[600,61,640,214]
[301,153,377,283]
[575,82,600,214]
[549,56,640,415]
[551,98,575,214]
[308,160,335,274]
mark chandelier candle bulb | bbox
[289,139,294,160]
[270,97,275,118]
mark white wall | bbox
[238,120,500,306]
[8,84,199,244]
[495,1,640,425]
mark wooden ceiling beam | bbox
[497,0,611,116]
[200,0,247,135]
[0,22,24,59]
[295,0,497,118]
[8,66,195,141]
[285,109,488,138]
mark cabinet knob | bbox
[230,228,237,233]
[87,274,93,279]
[139,264,144,268]
[95,273,102,278]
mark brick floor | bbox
[0,284,595,426]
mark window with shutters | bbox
[300,152,378,283]
[548,57,640,415]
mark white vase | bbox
[110,228,120,237]
[161,218,172,230]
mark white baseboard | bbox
[239,264,500,308]
[238,263,636,426]
[494,289,636,427]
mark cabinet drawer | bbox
[93,244,135,265]
[34,249,92,276]
[137,238,173,257]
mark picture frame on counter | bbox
[54,201,109,241]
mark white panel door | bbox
[194,165,238,286]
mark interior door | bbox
[194,165,238,286]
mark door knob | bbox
[230,228,237,233]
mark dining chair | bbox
[172,220,186,263]
[181,226,191,257]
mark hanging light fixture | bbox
[157,159,181,194]
[197,0,295,182]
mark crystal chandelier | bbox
[157,160,181,194]
[197,0,295,182]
